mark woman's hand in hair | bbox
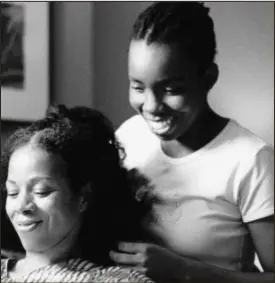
[110,242,186,282]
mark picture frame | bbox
[1,2,50,122]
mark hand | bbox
[1,249,24,259]
[110,242,186,282]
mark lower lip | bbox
[17,221,42,232]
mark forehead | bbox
[128,40,198,80]
[8,145,66,179]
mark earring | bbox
[80,199,88,212]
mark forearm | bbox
[176,257,274,283]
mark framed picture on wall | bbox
[1,2,50,121]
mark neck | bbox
[162,105,229,158]
[179,105,220,147]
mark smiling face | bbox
[128,40,208,141]
[5,144,83,253]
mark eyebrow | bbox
[130,76,186,85]
[6,177,54,186]
[158,76,186,84]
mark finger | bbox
[1,249,24,259]
[110,251,145,266]
[117,242,148,253]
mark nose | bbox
[16,192,36,214]
[143,91,162,114]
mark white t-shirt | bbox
[116,115,274,271]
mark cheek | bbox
[165,93,204,115]
[39,195,80,227]
[165,96,188,112]
[129,89,144,110]
[5,198,15,221]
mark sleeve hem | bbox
[243,209,274,223]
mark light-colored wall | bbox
[93,2,274,145]
[52,2,94,108]
[207,2,274,145]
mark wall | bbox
[52,2,94,107]
[93,2,274,146]
[207,2,274,145]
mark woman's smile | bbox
[145,116,176,135]
[16,220,43,232]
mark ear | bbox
[79,182,92,213]
[202,63,219,92]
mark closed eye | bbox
[34,191,52,197]
[164,86,186,95]
[131,85,145,93]
[7,192,19,198]
[5,184,19,198]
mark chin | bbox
[152,130,177,141]
[20,237,48,253]
[22,243,45,253]
[154,126,189,141]
[155,133,174,141]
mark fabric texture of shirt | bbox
[1,258,153,282]
[116,115,274,271]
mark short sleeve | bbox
[239,146,274,223]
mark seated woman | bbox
[0,105,153,282]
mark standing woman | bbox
[113,2,274,282]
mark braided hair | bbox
[1,105,147,265]
[131,2,217,73]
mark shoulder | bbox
[218,120,273,162]
[217,120,274,186]
[222,122,274,222]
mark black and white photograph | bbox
[1,2,274,283]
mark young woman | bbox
[113,2,274,282]
[1,105,153,282]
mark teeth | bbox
[148,118,173,133]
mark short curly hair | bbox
[1,105,147,264]
[131,2,217,73]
